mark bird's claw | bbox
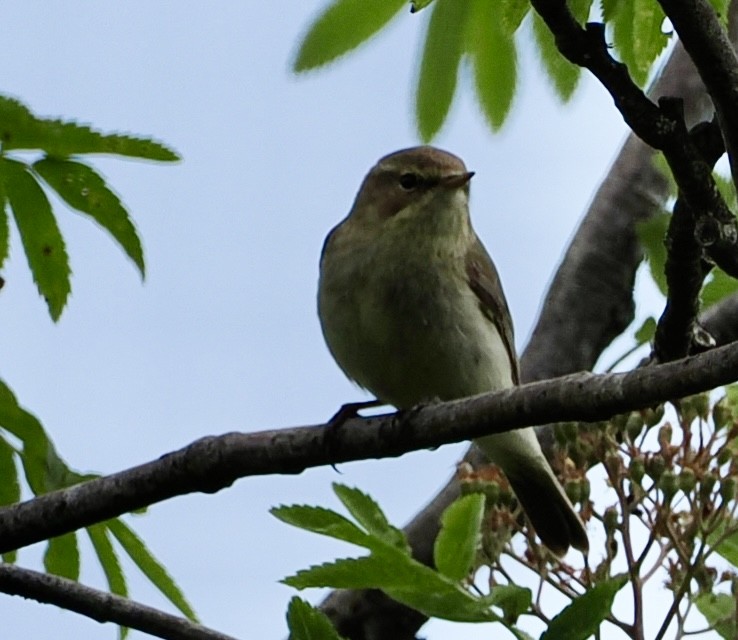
[325,399,384,472]
[328,399,383,427]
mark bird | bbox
[317,145,588,556]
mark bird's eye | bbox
[399,173,420,191]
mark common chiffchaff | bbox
[318,146,588,555]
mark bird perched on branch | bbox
[318,146,588,556]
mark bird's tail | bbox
[476,430,588,556]
[505,464,589,556]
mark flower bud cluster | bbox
[473,388,738,620]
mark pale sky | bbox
[0,3,652,639]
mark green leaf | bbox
[508,628,535,640]
[332,484,407,549]
[293,0,407,71]
[702,269,738,308]
[384,579,500,622]
[652,151,678,197]
[532,12,581,102]
[286,597,346,640]
[0,96,178,161]
[606,0,669,86]
[434,493,484,581]
[636,212,670,296]
[0,180,9,271]
[695,592,736,639]
[278,488,530,632]
[601,0,617,22]
[469,0,517,131]
[541,575,627,640]
[0,379,75,494]
[708,519,738,566]
[44,533,80,580]
[569,0,594,23]
[484,585,532,624]
[628,0,669,85]
[499,0,530,34]
[634,316,657,345]
[34,158,145,278]
[532,0,591,99]
[87,523,130,639]
[415,0,471,141]
[1,158,70,320]
[283,553,500,622]
[271,504,372,547]
[0,433,20,507]
[283,555,415,590]
[725,386,738,413]
[411,0,435,11]
[88,524,128,597]
[708,0,731,25]
[106,518,198,622]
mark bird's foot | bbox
[328,399,383,426]
[325,399,384,471]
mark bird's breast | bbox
[319,236,514,408]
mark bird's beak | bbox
[440,171,475,189]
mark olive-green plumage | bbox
[318,146,588,555]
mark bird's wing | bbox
[465,235,520,385]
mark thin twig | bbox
[640,542,672,584]
[501,551,581,600]
[653,534,709,640]
[608,462,645,640]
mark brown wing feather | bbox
[465,235,520,385]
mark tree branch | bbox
[657,0,738,187]
[654,198,710,360]
[2,342,738,555]
[653,118,726,361]
[521,38,716,384]
[530,1,738,281]
[0,564,236,640]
